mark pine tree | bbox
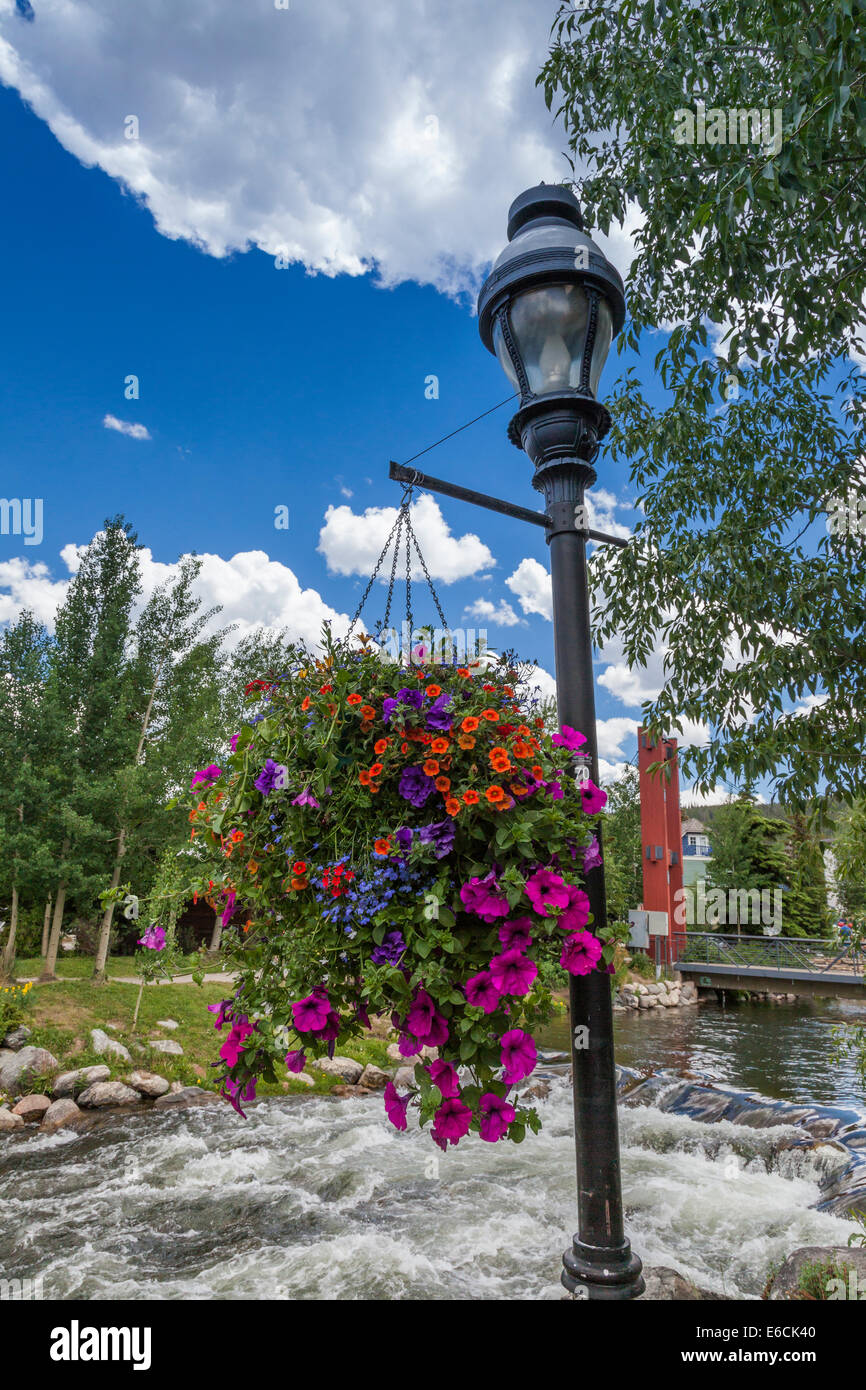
[783,811,831,939]
[601,766,643,922]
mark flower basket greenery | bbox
[185,631,615,1147]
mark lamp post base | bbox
[562,1237,645,1301]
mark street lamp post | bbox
[477,184,644,1301]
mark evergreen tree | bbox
[783,811,831,938]
[707,796,789,931]
[602,765,643,922]
[832,797,866,920]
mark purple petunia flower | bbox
[552,724,588,752]
[397,1032,424,1058]
[525,868,571,916]
[384,688,424,723]
[207,998,234,1031]
[220,890,237,928]
[418,817,456,859]
[425,693,453,732]
[292,992,331,1033]
[459,872,510,922]
[220,1016,254,1068]
[223,1075,257,1118]
[559,930,603,976]
[285,1050,306,1073]
[479,1092,516,1143]
[489,948,538,997]
[190,763,222,791]
[428,1059,460,1099]
[395,826,414,854]
[371,930,407,966]
[498,917,533,951]
[559,885,591,933]
[138,924,166,951]
[464,970,501,1013]
[292,787,321,808]
[580,779,608,815]
[254,759,288,795]
[398,765,435,808]
[384,1081,411,1131]
[229,733,240,753]
[500,1028,537,1084]
[432,1096,473,1147]
[583,835,603,871]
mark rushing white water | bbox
[1,1074,860,1301]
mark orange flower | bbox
[248,861,259,874]
[482,683,496,691]
[358,769,371,786]
[445,796,461,817]
[423,758,440,777]
[373,837,392,856]
[491,758,511,774]
[461,716,480,733]
[301,696,311,711]
[360,720,373,733]
[503,686,514,697]
[231,830,245,843]
[535,717,545,729]
[531,765,544,780]
[290,876,309,890]
[486,785,506,804]
[374,738,389,755]
[489,746,509,761]
[457,667,472,677]
[327,702,337,716]
[292,860,307,874]
[426,684,442,698]
[319,684,333,694]
[458,734,476,750]
[347,693,362,705]
[401,741,410,754]
[435,776,451,793]
[369,781,381,795]
[369,762,384,777]
[517,724,531,737]
[482,709,499,722]
[462,789,480,805]
[513,740,532,759]
[430,737,449,754]
[361,705,376,720]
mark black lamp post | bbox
[477,183,644,1301]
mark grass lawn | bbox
[2,974,394,1104]
[13,953,214,981]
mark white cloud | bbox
[463,597,524,627]
[0,0,638,297]
[0,538,349,648]
[506,557,552,620]
[318,492,494,583]
[103,414,151,440]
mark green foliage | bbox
[539,0,866,803]
[601,765,643,921]
[783,811,831,937]
[629,951,657,980]
[832,798,866,918]
[0,980,34,1039]
[707,796,790,927]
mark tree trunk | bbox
[41,859,69,982]
[208,912,223,955]
[0,885,18,981]
[40,895,53,957]
[92,826,127,984]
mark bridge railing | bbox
[674,932,864,978]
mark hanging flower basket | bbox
[186,631,614,1147]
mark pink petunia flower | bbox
[498,917,534,952]
[500,1029,537,1084]
[479,1092,516,1142]
[292,992,331,1033]
[559,929,604,976]
[559,885,591,933]
[428,1060,460,1099]
[580,779,608,815]
[552,724,587,752]
[432,1096,473,1146]
[220,1017,254,1068]
[384,1081,411,1131]
[489,948,538,997]
[525,868,571,916]
[464,971,501,1014]
[459,872,510,923]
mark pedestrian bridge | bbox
[673,932,865,1000]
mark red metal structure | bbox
[637,728,684,966]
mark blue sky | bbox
[0,0,697,785]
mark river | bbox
[1,998,864,1300]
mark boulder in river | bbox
[153,1086,221,1109]
[42,1098,83,1131]
[77,1081,142,1109]
[0,1046,59,1093]
[313,1056,363,1083]
[640,1265,733,1300]
[0,1105,24,1132]
[358,1064,390,1089]
[12,1095,51,1124]
[127,1070,170,1098]
[766,1246,866,1300]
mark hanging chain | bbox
[345,480,449,645]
